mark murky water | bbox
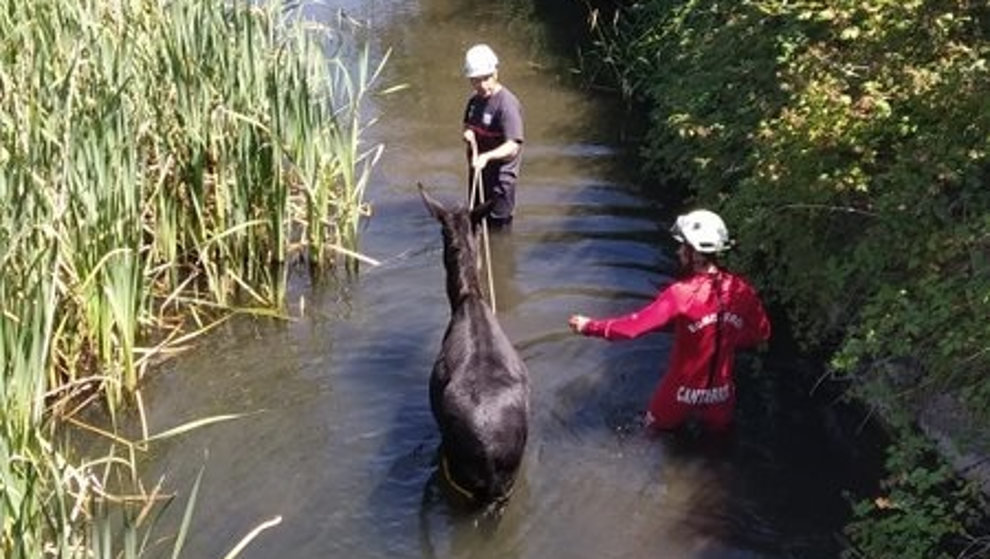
[136,1,880,557]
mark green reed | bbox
[1,0,386,556]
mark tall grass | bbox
[1,0,387,555]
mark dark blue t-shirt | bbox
[463,87,524,219]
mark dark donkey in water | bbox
[419,184,530,509]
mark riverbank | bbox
[567,0,990,556]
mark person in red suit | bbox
[569,210,771,433]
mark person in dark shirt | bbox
[461,44,524,228]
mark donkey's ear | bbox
[418,183,445,220]
[469,199,496,226]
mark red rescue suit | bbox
[581,270,771,431]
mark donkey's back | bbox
[420,185,529,506]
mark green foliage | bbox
[843,429,989,559]
[587,0,790,192]
[587,0,990,375]
[586,0,990,554]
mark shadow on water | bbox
[542,345,882,557]
[416,461,534,559]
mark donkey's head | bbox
[419,183,494,307]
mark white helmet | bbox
[671,209,731,253]
[464,44,499,78]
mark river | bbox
[136,1,881,557]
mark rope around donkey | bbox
[468,140,498,314]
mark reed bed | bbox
[1,0,386,555]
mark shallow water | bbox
[135,2,880,557]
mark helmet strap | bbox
[689,248,716,271]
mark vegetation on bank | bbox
[582,0,989,556]
[1,1,385,556]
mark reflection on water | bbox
[132,1,879,558]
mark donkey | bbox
[419,184,530,509]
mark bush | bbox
[584,0,990,554]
